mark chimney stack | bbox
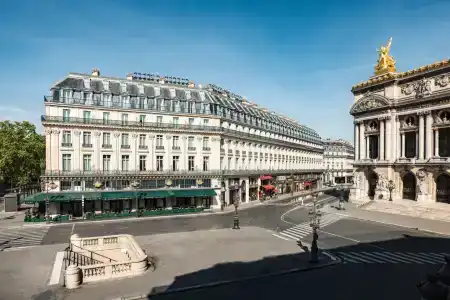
[91,68,100,77]
[188,81,195,88]
[126,73,133,80]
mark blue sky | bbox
[1,0,449,142]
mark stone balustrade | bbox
[66,234,148,287]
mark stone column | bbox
[401,132,405,158]
[385,116,392,160]
[354,122,359,160]
[425,112,433,159]
[379,118,385,160]
[415,131,419,158]
[434,129,440,157]
[396,116,401,158]
[418,113,425,160]
[360,122,365,160]
[365,135,369,159]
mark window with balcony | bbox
[121,134,130,148]
[121,155,130,171]
[188,156,195,171]
[139,134,147,149]
[172,156,179,171]
[103,155,111,171]
[83,111,91,124]
[102,133,111,148]
[156,116,163,125]
[62,131,71,147]
[83,154,92,171]
[188,136,195,150]
[62,154,71,171]
[121,113,128,125]
[156,135,164,149]
[63,109,70,122]
[83,132,92,147]
[228,157,232,169]
[188,118,194,126]
[172,136,180,150]
[139,115,146,125]
[203,137,210,151]
[139,155,146,171]
[203,119,209,127]
[173,117,179,128]
[405,132,416,158]
[203,156,209,171]
[156,155,163,171]
[103,112,110,125]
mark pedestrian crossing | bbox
[0,226,50,250]
[273,213,345,241]
[334,251,450,264]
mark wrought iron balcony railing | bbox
[41,115,323,153]
[102,144,112,148]
[61,142,72,147]
[42,168,325,177]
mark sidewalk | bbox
[52,227,334,300]
[326,202,450,236]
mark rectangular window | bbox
[83,154,92,171]
[203,119,209,126]
[236,158,239,170]
[103,112,110,124]
[188,136,195,148]
[83,132,92,147]
[156,156,163,171]
[203,137,209,149]
[156,116,163,125]
[139,115,146,124]
[173,136,179,148]
[121,155,130,171]
[156,135,163,147]
[62,154,71,171]
[63,109,70,122]
[121,133,129,147]
[188,118,194,125]
[139,155,146,171]
[172,156,179,171]
[121,113,128,125]
[173,117,179,128]
[102,133,111,146]
[203,156,209,171]
[188,156,195,171]
[83,111,91,123]
[102,155,111,171]
[62,131,71,144]
[188,102,194,113]
[228,157,231,169]
[139,134,146,148]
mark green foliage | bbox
[0,121,45,187]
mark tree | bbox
[0,121,45,188]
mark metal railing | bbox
[41,115,323,153]
[44,96,322,145]
[42,168,325,177]
[64,243,117,269]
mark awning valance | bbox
[170,189,217,197]
[263,185,276,190]
[260,175,272,181]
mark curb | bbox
[114,258,340,300]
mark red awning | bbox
[263,185,275,190]
[260,175,272,181]
[304,181,312,187]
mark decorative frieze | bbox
[435,75,449,87]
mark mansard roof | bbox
[51,71,321,141]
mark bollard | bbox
[65,265,81,289]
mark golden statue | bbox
[375,37,396,75]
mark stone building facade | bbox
[323,138,354,185]
[350,42,450,204]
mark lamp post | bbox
[220,180,226,211]
[308,193,322,263]
[387,180,395,202]
[232,183,242,230]
[45,180,57,223]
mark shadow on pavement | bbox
[143,233,450,300]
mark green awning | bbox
[101,191,135,199]
[170,189,217,197]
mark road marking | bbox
[48,251,65,285]
[280,196,335,226]
[322,251,337,261]
[335,251,448,264]
[272,233,290,241]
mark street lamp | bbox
[387,180,395,202]
[232,182,243,230]
[308,193,322,264]
[45,180,57,222]
[220,182,226,212]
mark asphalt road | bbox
[41,194,337,245]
